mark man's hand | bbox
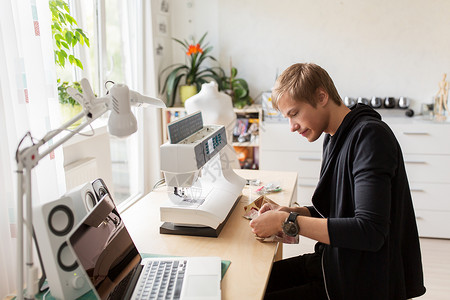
[249,210,288,238]
[259,202,291,215]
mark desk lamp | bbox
[15,78,165,300]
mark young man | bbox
[249,63,426,299]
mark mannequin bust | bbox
[184,82,236,145]
[184,82,240,169]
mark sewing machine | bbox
[159,111,246,237]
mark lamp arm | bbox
[38,106,108,160]
[39,111,86,148]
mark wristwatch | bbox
[282,212,300,237]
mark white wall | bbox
[169,0,219,70]
[170,0,450,112]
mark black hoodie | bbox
[307,104,426,299]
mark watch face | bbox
[283,222,298,237]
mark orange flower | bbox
[186,43,203,56]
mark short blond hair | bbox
[271,63,342,110]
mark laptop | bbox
[66,194,221,300]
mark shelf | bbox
[233,105,262,114]
[163,106,185,111]
[232,141,259,147]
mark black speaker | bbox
[92,178,111,200]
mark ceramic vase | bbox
[60,103,83,129]
[179,85,197,106]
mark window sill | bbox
[118,191,147,213]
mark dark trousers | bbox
[264,252,328,300]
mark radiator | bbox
[64,157,98,190]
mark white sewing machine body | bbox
[160,112,245,236]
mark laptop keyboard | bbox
[134,260,187,300]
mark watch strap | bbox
[288,212,300,223]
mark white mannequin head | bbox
[184,82,236,144]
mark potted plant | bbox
[50,0,90,126]
[57,79,83,123]
[219,64,252,109]
[159,32,223,107]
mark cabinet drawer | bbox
[410,183,450,210]
[260,150,322,178]
[390,123,450,155]
[295,183,450,212]
[403,154,450,183]
[260,123,324,151]
[414,210,450,239]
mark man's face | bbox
[278,94,328,142]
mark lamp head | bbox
[68,79,166,138]
[107,83,137,137]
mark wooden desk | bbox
[121,169,297,300]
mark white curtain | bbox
[117,0,163,198]
[0,0,63,297]
[140,0,165,194]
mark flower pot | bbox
[180,85,197,105]
[60,103,83,129]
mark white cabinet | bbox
[389,123,450,155]
[388,119,450,239]
[260,117,450,239]
[260,122,323,206]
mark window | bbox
[56,0,144,206]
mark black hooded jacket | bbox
[307,104,426,299]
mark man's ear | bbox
[316,88,329,107]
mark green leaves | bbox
[75,29,89,47]
[55,49,67,68]
[173,38,189,50]
[158,32,253,108]
[49,0,90,70]
[68,55,83,69]
[158,64,188,107]
[231,67,238,78]
[50,0,91,106]
[57,79,82,106]
[219,66,252,108]
[65,31,73,46]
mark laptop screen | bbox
[68,195,141,300]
